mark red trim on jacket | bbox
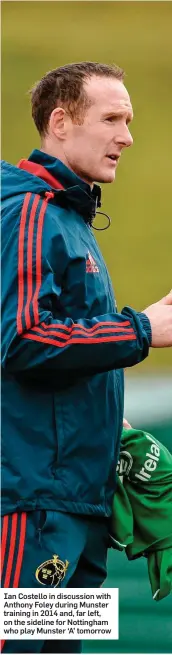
[13,513,27,588]
[1,513,27,651]
[17,193,31,334]
[3,513,18,588]
[17,192,55,333]
[25,195,40,329]
[17,159,64,190]
[22,333,136,347]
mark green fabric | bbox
[111,427,172,601]
[148,549,172,601]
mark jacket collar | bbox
[24,149,102,224]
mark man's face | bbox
[63,76,134,185]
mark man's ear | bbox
[49,107,69,140]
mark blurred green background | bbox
[2,2,172,653]
[2,0,172,371]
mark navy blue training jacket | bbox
[1,149,152,517]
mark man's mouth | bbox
[106,155,119,163]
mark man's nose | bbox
[125,130,133,148]
[116,127,133,149]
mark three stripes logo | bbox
[17,191,54,335]
[1,513,27,651]
[1,513,27,588]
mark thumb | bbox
[123,418,132,429]
[158,290,172,305]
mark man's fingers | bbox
[123,418,132,429]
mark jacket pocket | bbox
[33,509,47,545]
[35,509,55,545]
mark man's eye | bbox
[105,117,117,123]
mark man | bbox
[1,61,172,654]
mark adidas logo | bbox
[86,251,99,273]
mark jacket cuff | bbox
[136,312,152,346]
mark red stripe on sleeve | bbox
[30,325,134,340]
[25,195,40,329]
[32,196,50,324]
[13,513,27,588]
[40,319,132,334]
[17,193,32,334]
[22,332,136,347]
[4,514,18,588]
[1,516,9,579]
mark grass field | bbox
[2,1,172,372]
